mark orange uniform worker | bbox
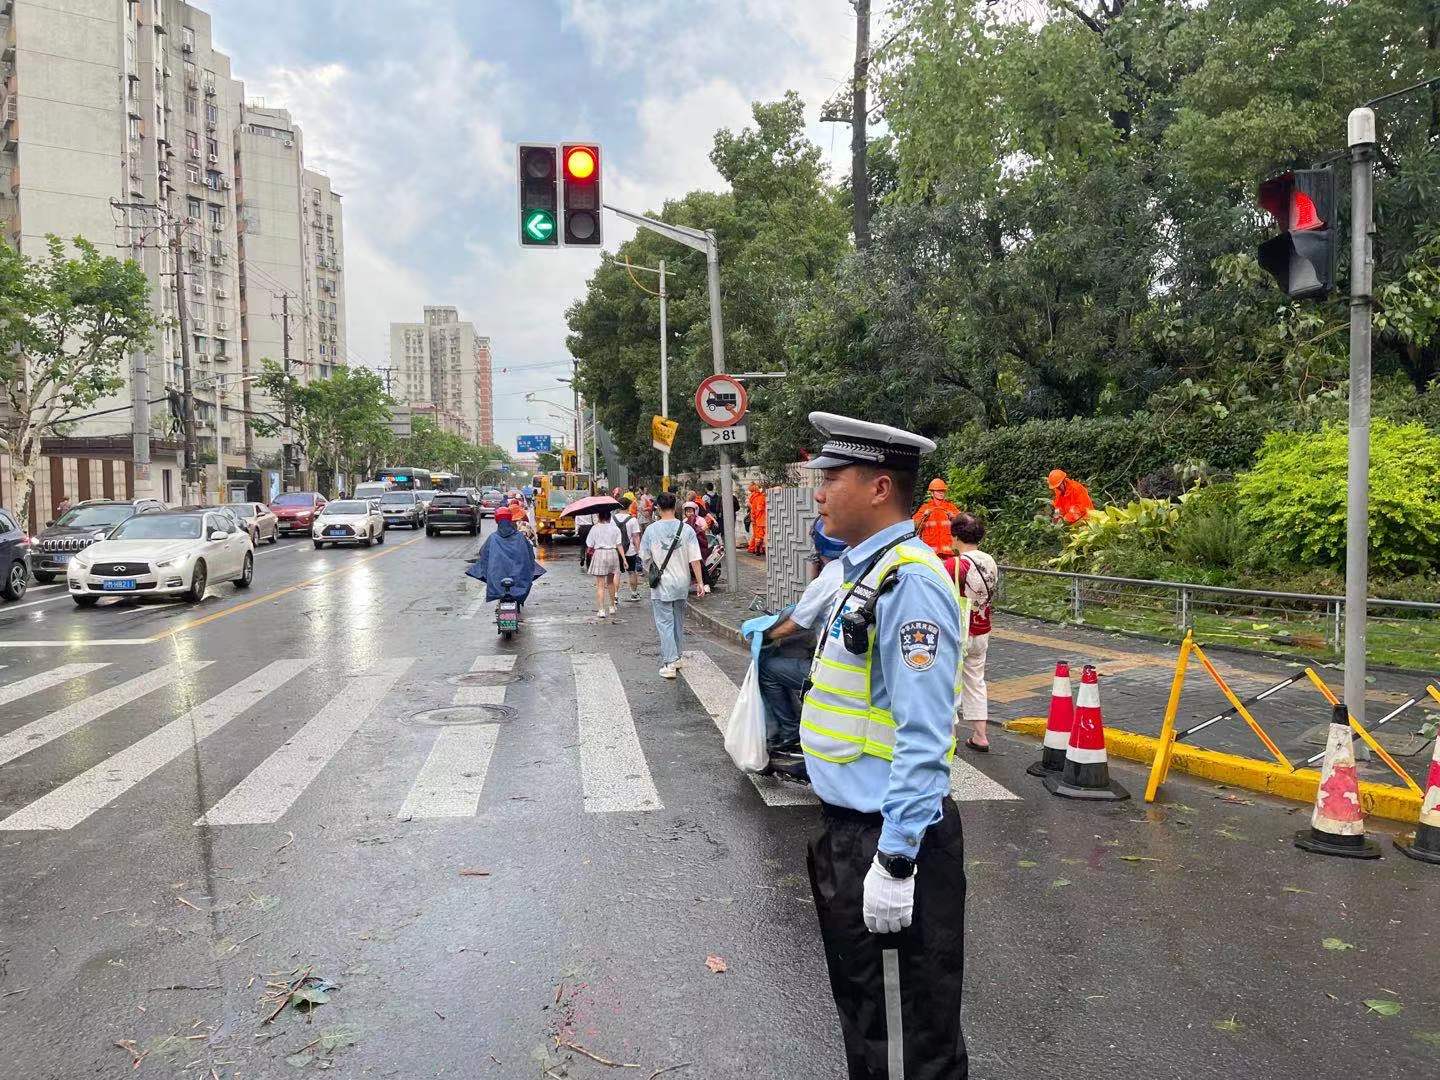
[1047,469,1094,525]
[912,477,960,556]
[747,482,767,555]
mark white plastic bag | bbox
[724,661,770,773]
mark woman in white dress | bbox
[584,508,626,618]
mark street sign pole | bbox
[1344,107,1376,729]
[659,258,669,492]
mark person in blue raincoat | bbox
[465,508,545,605]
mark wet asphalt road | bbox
[0,525,1436,1079]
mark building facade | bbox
[388,307,493,447]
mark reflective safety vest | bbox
[800,542,967,765]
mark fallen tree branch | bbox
[558,1039,641,1069]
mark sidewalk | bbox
[689,550,1439,789]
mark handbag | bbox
[646,521,685,589]
[724,661,770,773]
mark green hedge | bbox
[933,411,1269,507]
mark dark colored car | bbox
[269,492,327,536]
[31,498,165,582]
[426,493,479,536]
[379,491,424,529]
[477,489,505,518]
[1,508,31,601]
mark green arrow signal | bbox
[523,209,556,243]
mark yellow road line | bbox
[143,536,423,643]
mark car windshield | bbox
[324,501,369,515]
[272,494,315,507]
[380,493,415,505]
[110,515,203,540]
[227,504,256,517]
[55,505,131,528]
[432,496,469,507]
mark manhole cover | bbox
[405,705,515,727]
[449,671,525,687]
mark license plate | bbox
[438,511,457,517]
[53,553,71,564]
[326,527,347,536]
[102,579,137,591]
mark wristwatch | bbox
[875,851,915,879]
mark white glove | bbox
[862,857,916,934]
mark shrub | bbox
[1237,421,1440,575]
[1055,497,1182,570]
[1170,484,1248,570]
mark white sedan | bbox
[68,510,254,606]
[312,500,386,548]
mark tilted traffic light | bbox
[517,143,559,248]
[1257,168,1336,299]
[561,143,603,246]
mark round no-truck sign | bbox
[695,374,748,428]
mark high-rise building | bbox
[0,0,344,505]
[389,307,493,446]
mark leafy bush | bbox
[944,462,988,508]
[1169,484,1248,570]
[1237,421,1440,575]
[1055,497,1182,570]
[981,495,1066,562]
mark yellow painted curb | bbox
[1005,717,1422,825]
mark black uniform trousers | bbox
[807,797,968,1080]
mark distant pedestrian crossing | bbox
[0,644,1019,835]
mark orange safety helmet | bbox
[1047,469,1067,490]
[927,477,948,494]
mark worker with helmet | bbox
[1047,469,1094,525]
[912,476,960,556]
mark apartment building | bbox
[388,307,494,447]
[302,168,345,378]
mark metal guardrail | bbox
[996,565,1440,650]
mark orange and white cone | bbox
[1027,661,1074,778]
[1043,665,1129,801]
[1295,703,1381,859]
[1395,733,1440,865]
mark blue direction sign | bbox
[517,434,553,453]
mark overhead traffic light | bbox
[1256,168,1336,299]
[561,143,603,246]
[517,143,559,248]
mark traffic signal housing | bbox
[561,143,602,246]
[1257,168,1336,299]
[517,143,559,248]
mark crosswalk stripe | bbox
[459,597,486,620]
[198,658,414,826]
[572,653,661,813]
[398,727,500,820]
[0,662,210,768]
[0,662,109,709]
[468,655,516,673]
[678,652,817,806]
[0,659,315,831]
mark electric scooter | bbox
[496,577,521,641]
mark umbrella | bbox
[558,495,624,518]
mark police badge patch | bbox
[899,620,941,671]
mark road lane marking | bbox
[198,658,414,826]
[459,597,486,620]
[0,662,211,767]
[0,659,314,831]
[0,662,109,709]
[398,726,500,819]
[467,655,517,674]
[0,591,76,613]
[572,653,661,813]
[678,652,817,807]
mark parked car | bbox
[426,493,480,536]
[1,508,31,602]
[31,498,165,582]
[67,510,253,606]
[270,492,327,536]
[312,500,386,548]
[378,490,425,529]
[477,489,505,518]
[225,502,279,545]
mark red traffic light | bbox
[1256,169,1335,299]
[565,145,597,181]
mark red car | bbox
[270,492,327,536]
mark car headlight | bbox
[154,558,175,570]
[70,553,92,571]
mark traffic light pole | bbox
[603,204,738,593]
[1344,107,1376,728]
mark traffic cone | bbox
[1394,733,1440,865]
[1026,661,1074,778]
[1044,665,1129,801]
[1295,703,1381,859]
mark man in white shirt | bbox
[750,556,846,754]
[638,492,705,680]
[613,497,644,603]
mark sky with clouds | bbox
[211,0,860,451]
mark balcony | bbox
[3,21,16,64]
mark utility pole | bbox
[659,258,669,491]
[851,0,871,251]
[281,293,293,491]
[1344,107,1376,728]
[126,208,152,499]
[171,219,199,504]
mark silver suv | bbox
[32,498,166,582]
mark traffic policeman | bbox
[799,412,968,1079]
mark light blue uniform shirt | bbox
[806,519,962,858]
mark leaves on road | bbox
[1322,938,1354,951]
[1364,999,1403,1017]
[1213,827,1249,841]
[248,893,281,913]
[1213,1017,1243,1032]
[1119,855,1160,863]
[705,955,727,974]
[1017,859,1038,868]
[1413,1031,1440,1048]
[1050,879,1072,888]
[1281,886,1313,894]
[458,868,491,877]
